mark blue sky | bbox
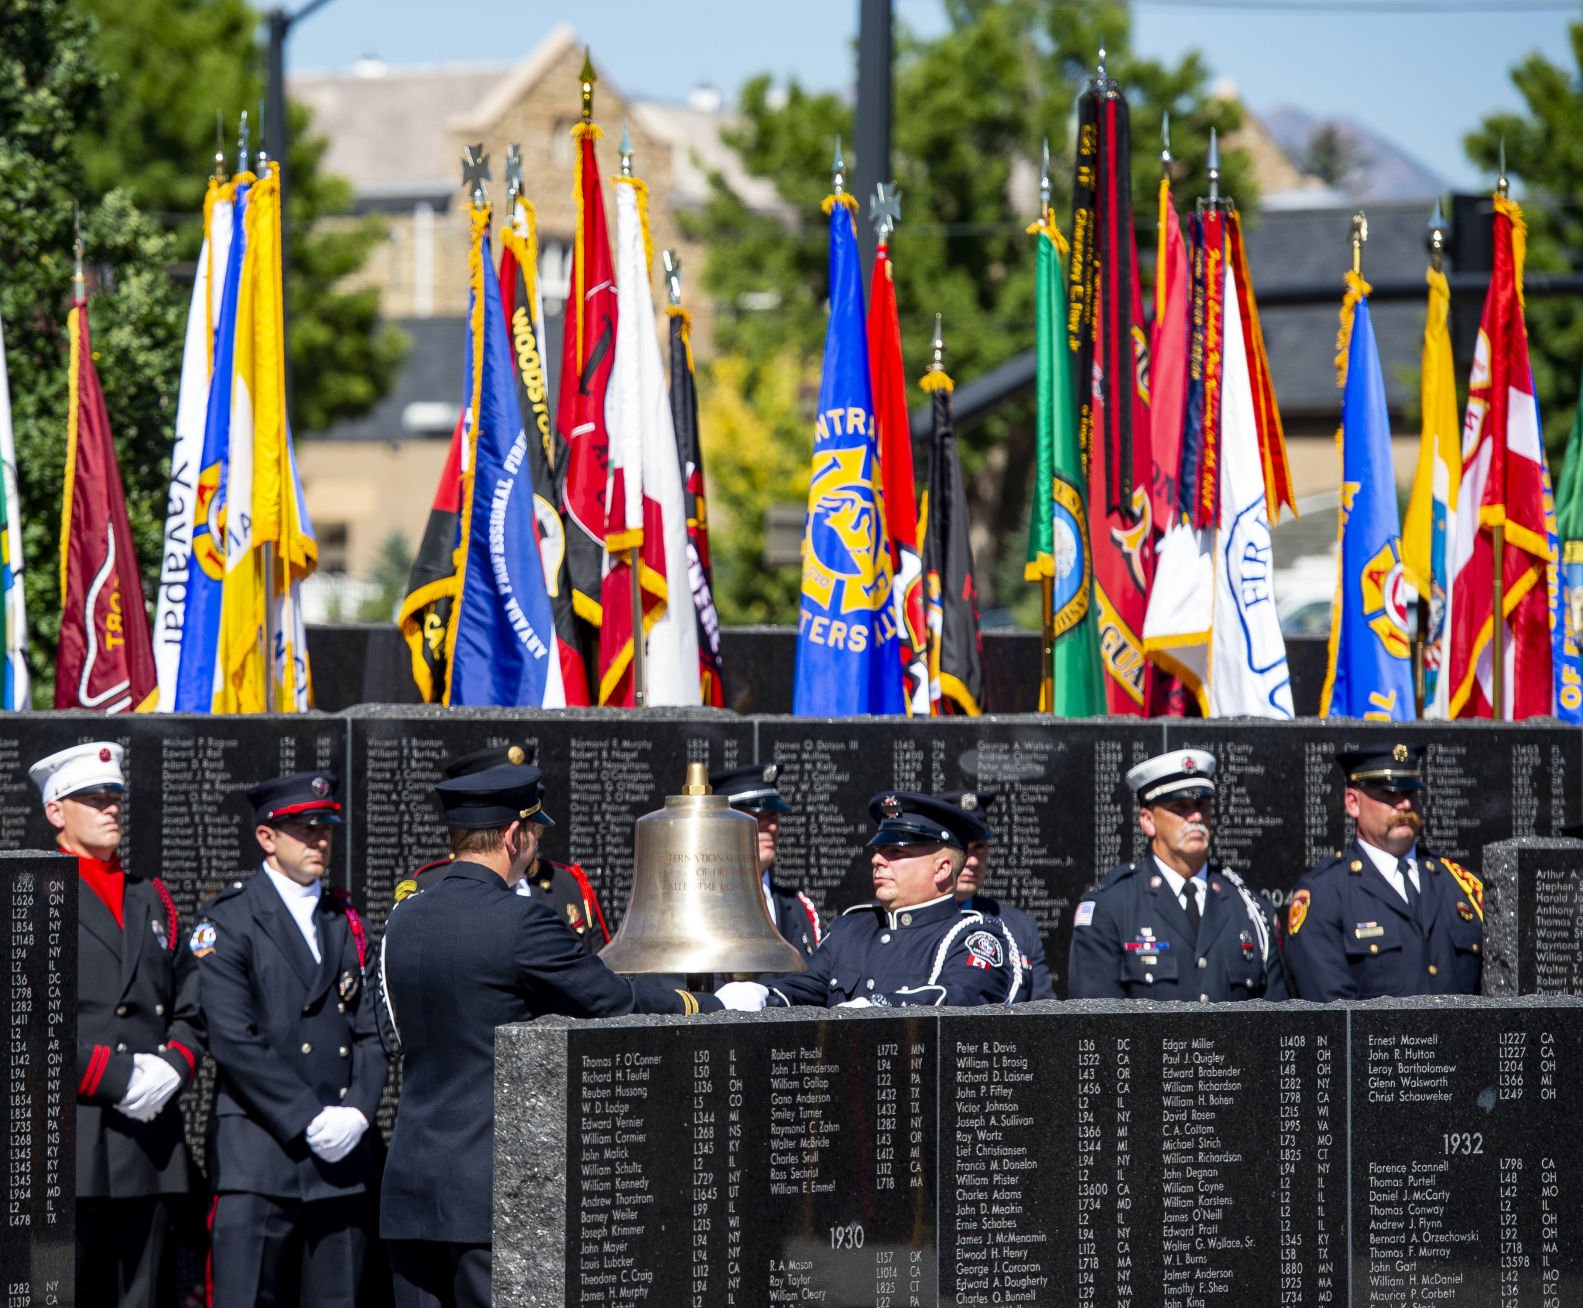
[286,0,1575,192]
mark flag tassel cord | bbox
[1492,523,1505,720]
[629,546,647,708]
[1040,577,1055,716]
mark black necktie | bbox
[1183,879,1201,936]
[1398,856,1420,916]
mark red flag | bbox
[555,123,618,660]
[57,293,156,712]
[867,241,928,713]
[1448,194,1552,719]
[1149,177,1188,529]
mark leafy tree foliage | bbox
[686,0,1252,623]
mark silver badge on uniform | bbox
[338,970,359,1001]
[151,918,168,948]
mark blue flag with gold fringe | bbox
[1321,284,1414,720]
[792,195,904,716]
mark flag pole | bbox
[259,135,282,714]
[1037,138,1057,715]
[1491,144,1509,720]
[1415,201,1446,718]
[619,121,648,709]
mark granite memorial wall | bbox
[496,996,1583,1308]
[2,850,75,1305]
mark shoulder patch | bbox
[189,921,217,958]
[1440,858,1484,920]
[1288,889,1311,936]
[1074,901,1096,928]
[963,930,1005,970]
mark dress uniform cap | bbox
[1125,750,1217,806]
[866,791,976,851]
[29,742,126,804]
[936,790,996,844]
[246,772,344,826]
[708,761,792,814]
[434,762,555,829]
[1337,742,1425,793]
[442,742,535,778]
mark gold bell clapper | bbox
[600,763,807,979]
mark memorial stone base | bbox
[497,997,1583,1308]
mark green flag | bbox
[1026,218,1104,715]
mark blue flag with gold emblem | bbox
[792,196,904,716]
[1321,283,1414,720]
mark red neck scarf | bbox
[75,851,125,928]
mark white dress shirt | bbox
[263,864,322,963]
[1152,857,1206,919]
[1357,839,1420,905]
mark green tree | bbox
[686,0,1252,623]
[1303,121,1368,191]
[0,0,186,699]
[78,0,407,434]
[357,530,414,623]
[1466,20,1583,455]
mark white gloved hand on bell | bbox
[714,981,769,1012]
[305,1106,369,1163]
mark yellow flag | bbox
[1402,266,1459,597]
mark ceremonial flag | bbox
[1446,194,1552,720]
[1402,262,1461,715]
[1319,275,1413,720]
[667,295,726,707]
[555,118,618,661]
[500,194,590,704]
[1553,364,1583,721]
[0,307,26,709]
[1025,213,1103,716]
[172,177,247,711]
[791,194,903,716]
[920,366,984,714]
[153,178,225,710]
[1149,174,1189,529]
[214,162,316,713]
[597,173,699,707]
[449,209,562,707]
[1544,458,1583,722]
[1069,82,1157,715]
[57,279,157,712]
[868,238,928,714]
[396,414,463,702]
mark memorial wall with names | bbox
[495,996,1583,1308]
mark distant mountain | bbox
[1262,105,1448,203]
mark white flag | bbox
[0,306,27,709]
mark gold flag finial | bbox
[580,47,597,122]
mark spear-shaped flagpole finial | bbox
[461,143,491,209]
[238,109,250,175]
[870,181,901,243]
[1350,211,1368,277]
[929,313,945,373]
[1497,135,1509,198]
[1207,127,1221,206]
[831,135,846,197]
[1428,197,1447,273]
[663,250,682,307]
[619,119,634,178]
[72,203,85,299]
[1040,137,1051,221]
[580,47,597,123]
[1097,45,1107,81]
[255,97,269,170]
[214,110,227,180]
[505,144,523,205]
[1161,110,1172,171]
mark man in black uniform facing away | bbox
[940,789,1055,1000]
[1285,743,1484,1000]
[718,792,1022,1010]
[394,743,608,954]
[709,761,823,958]
[379,762,729,1308]
[30,742,203,1307]
[190,771,386,1307]
[1068,749,1287,1002]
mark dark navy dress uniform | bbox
[963,896,1054,1001]
[710,762,824,961]
[1284,841,1483,1000]
[763,893,1021,1007]
[1067,857,1288,1001]
[380,764,721,1308]
[193,772,387,1308]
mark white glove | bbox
[714,981,768,1012]
[115,1054,182,1122]
[836,998,874,1009]
[305,1106,369,1163]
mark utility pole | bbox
[854,0,893,279]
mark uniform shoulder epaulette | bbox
[1089,861,1139,894]
[1308,849,1349,879]
[199,876,249,916]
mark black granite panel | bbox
[755,717,1167,991]
[1482,837,1583,996]
[2,850,76,1304]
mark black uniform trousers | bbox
[76,1196,171,1307]
[211,1192,372,1308]
[388,1241,490,1308]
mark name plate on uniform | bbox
[495,996,1583,1307]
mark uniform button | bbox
[900,914,913,926]
[1144,974,1154,985]
[1245,979,1255,989]
[1199,994,1209,1003]
[880,933,891,944]
[339,1046,349,1058]
[866,980,875,991]
[338,1088,348,1100]
[338,1002,347,1014]
[1196,958,1207,970]
[1369,944,1379,954]
[303,1005,312,1015]
[1471,944,1480,955]
[115,1004,128,1017]
[1427,965,1438,976]
[115,1042,127,1052]
[301,1042,313,1054]
[154,1004,164,1017]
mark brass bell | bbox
[600,763,807,976]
